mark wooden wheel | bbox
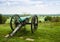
[10,15,20,31]
[31,15,38,33]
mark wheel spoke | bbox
[31,15,38,33]
[10,15,20,31]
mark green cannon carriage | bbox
[5,15,38,37]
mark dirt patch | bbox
[26,38,34,41]
[19,37,24,39]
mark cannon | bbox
[5,15,38,37]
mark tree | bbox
[2,16,7,24]
[51,17,60,22]
[0,14,7,24]
[0,14,2,24]
[44,16,52,21]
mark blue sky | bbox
[0,0,60,15]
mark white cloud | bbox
[7,0,30,2]
[0,0,60,14]
[7,0,43,6]
[0,4,49,14]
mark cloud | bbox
[0,0,60,14]
[0,0,44,7]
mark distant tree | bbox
[2,16,7,24]
[0,14,7,24]
[0,14,2,24]
[44,16,60,22]
[51,17,60,22]
[44,16,52,21]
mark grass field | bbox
[0,22,60,42]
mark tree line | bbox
[0,14,8,24]
[45,16,60,22]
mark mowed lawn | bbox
[0,22,60,42]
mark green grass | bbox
[0,22,60,42]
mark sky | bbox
[0,0,60,15]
